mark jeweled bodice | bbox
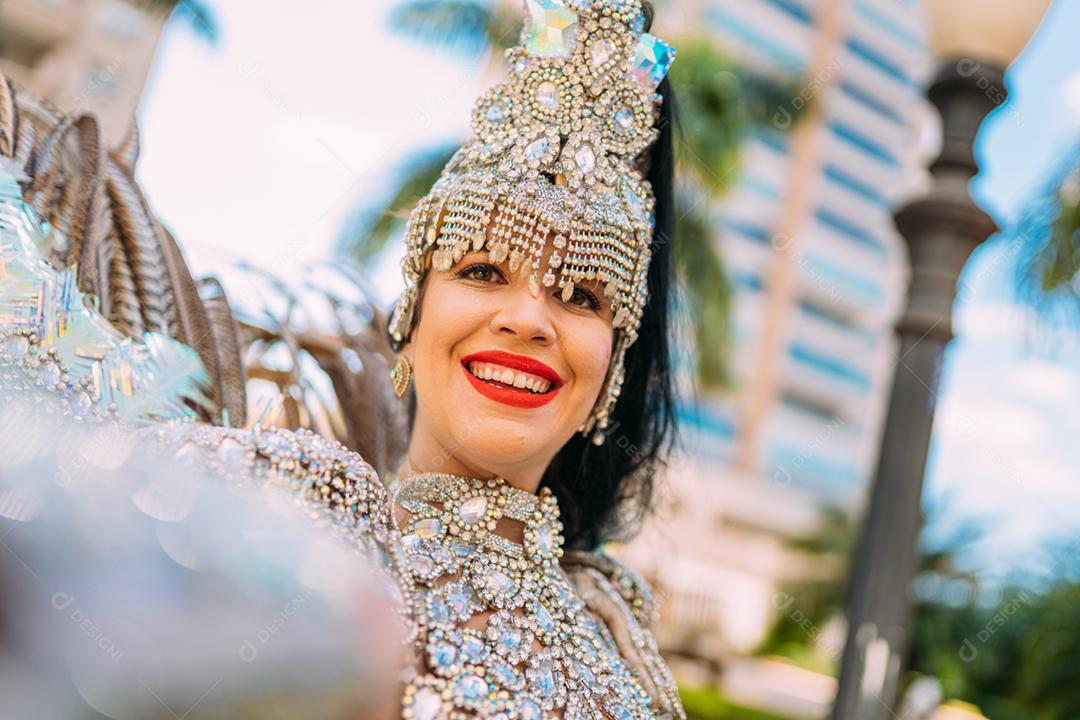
[394,472,653,719]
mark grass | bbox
[680,686,801,720]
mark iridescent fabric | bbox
[0,167,211,421]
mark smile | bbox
[460,351,563,409]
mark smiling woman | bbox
[390,46,681,556]
[402,241,618,496]
[359,0,686,714]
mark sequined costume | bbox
[0,118,686,720]
[151,423,686,720]
[0,0,687,714]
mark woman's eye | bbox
[457,262,600,311]
[456,263,504,283]
[566,287,601,311]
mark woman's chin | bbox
[431,374,579,466]
[453,413,556,463]
[454,388,562,434]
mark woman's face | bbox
[402,236,614,487]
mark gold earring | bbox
[390,355,412,398]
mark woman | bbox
[2,0,686,717]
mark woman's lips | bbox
[460,363,562,409]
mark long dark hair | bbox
[542,73,680,550]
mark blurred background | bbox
[2,0,1079,718]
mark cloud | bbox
[1008,358,1080,407]
[929,301,1080,573]
[1064,69,1080,125]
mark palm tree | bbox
[1017,145,1080,314]
[340,0,809,391]
[336,143,458,267]
[665,39,807,386]
[1017,577,1080,719]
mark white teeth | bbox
[467,361,553,394]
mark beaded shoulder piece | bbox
[388,0,676,443]
[562,549,682,718]
[563,549,659,627]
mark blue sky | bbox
[924,0,1080,580]
[135,0,1080,580]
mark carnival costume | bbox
[0,0,684,717]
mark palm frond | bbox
[665,39,811,391]
[337,144,458,265]
[754,505,852,657]
[674,191,732,389]
[670,39,808,197]
[785,504,856,557]
[1016,144,1080,318]
[387,0,504,58]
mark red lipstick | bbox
[460,350,564,409]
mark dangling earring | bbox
[390,355,412,398]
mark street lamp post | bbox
[830,3,1052,719]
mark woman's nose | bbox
[489,277,556,345]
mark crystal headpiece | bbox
[388,0,675,444]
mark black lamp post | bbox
[830,3,1052,718]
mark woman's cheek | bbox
[570,326,614,401]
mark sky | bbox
[924,0,1080,580]
[137,0,484,304]
[134,0,1080,580]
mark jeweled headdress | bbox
[388,0,675,444]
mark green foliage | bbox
[908,578,1080,720]
[763,501,1080,719]
[680,685,798,720]
[669,39,808,196]
[667,39,809,389]
[1017,146,1080,315]
[673,192,733,389]
[1019,582,1080,719]
[757,504,978,674]
[337,144,458,264]
[755,505,854,664]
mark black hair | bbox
[541,72,680,550]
